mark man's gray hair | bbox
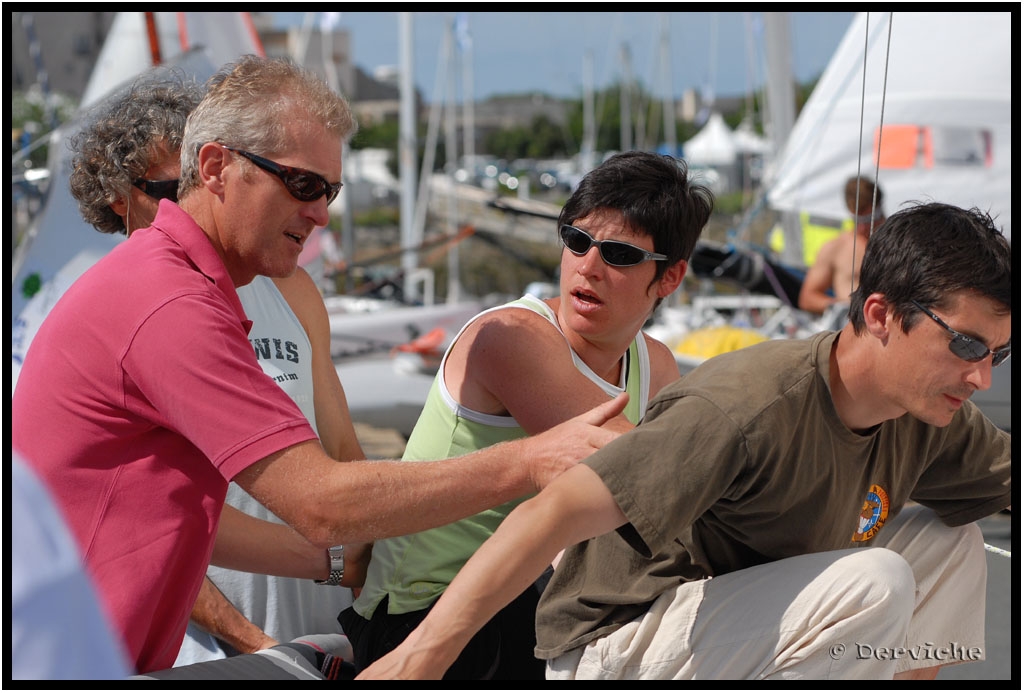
[179,55,357,198]
[68,70,202,234]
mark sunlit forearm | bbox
[211,503,328,579]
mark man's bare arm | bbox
[356,464,626,679]
[210,504,370,587]
[235,393,628,547]
[188,576,278,655]
[274,269,366,463]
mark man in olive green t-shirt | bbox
[357,202,1011,681]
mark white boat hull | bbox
[335,353,437,439]
[325,296,482,360]
[327,297,485,437]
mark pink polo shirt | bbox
[11,200,318,673]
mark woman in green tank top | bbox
[341,151,714,679]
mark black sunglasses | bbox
[911,300,1011,367]
[222,145,342,205]
[134,178,179,202]
[559,224,667,267]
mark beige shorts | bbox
[547,505,986,680]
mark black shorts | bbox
[338,574,550,680]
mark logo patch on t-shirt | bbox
[852,484,890,542]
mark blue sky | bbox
[268,11,856,102]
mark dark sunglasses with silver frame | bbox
[133,178,179,202]
[559,224,667,267]
[221,145,342,205]
[911,299,1011,367]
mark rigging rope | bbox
[985,543,1011,559]
[850,13,893,299]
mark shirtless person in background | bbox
[798,176,885,315]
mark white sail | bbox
[665,11,1013,431]
[12,13,264,389]
[80,12,264,109]
[767,12,1013,243]
[762,11,1012,430]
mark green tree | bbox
[350,118,399,150]
[11,87,78,168]
[345,74,821,180]
[564,81,701,154]
[481,114,567,161]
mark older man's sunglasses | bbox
[911,300,1011,367]
[222,145,342,205]
[559,224,667,267]
[134,178,179,202]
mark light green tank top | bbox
[353,294,652,617]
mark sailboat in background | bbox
[11,12,264,390]
[324,11,490,438]
[768,11,1012,431]
[78,12,264,110]
[657,11,1013,431]
[767,12,1013,253]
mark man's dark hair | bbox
[848,202,1012,333]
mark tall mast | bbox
[398,12,419,302]
[762,11,799,266]
[619,43,633,152]
[580,50,595,174]
[457,13,474,166]
[660,15,676,155]
[444,19,462,303]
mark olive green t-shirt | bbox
[536,330,1010,659]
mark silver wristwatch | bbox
[315,545,345,586]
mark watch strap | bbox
[315,545,345,586]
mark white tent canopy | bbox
[682,112,737,167]
[731,120,772,156]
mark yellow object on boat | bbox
[674,325,768,359]
[768,213,852,267]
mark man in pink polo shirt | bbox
[11,55,624,675]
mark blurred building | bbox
[11,11,749,168]
[10,12,116,98]
[256,17,406,127]
[11,11,409,130]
